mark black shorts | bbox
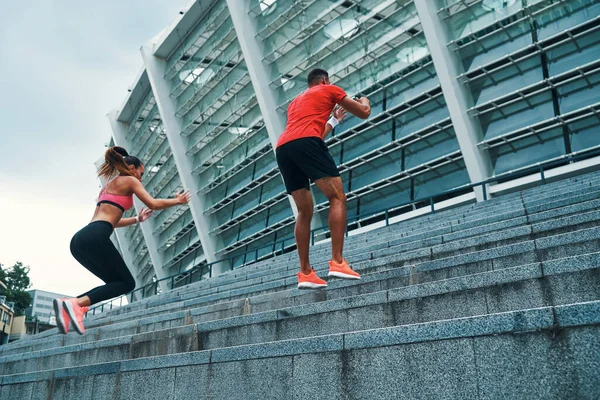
[276,137,340,194]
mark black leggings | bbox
[70,221,136,305]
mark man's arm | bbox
[339,96,371,119]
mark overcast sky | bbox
[0,0,190,297]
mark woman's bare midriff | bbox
[90,204,124,228]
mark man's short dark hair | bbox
[307,68,329,86]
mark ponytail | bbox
[97,146,142,179]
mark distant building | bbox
[0,281,15,345]
[25,289,72,325]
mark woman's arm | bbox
[128,178,191,210]
[115,217,138,228]
[115,207,154,228]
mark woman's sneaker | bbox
[53,297,70,334]
[63,298,88,335]
[328,259,361,280]
[297,269,328,289]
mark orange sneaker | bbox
[297,269,328,289]
[328,259,361,280]
[63,298,88,335]
[53,297,70,334]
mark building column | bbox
[140,44,227,275]
[227,0,326,228]
[108,110,170,293]
[414,0,493,201]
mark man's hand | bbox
[339,96,371,119]
[333,106,347,123]
[357,96,370,106]
[138,207,154,223]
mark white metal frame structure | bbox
[104,0,600,296]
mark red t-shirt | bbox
[276,84,347,148]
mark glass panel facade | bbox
[112,0,599,285]
[248,0,467,237]
[164,0,294,259]
[443,0,600,174]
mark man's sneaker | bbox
[53,297,70,334]
[328,259,361,280]
[63,298,88,335]
[297,269,328,289]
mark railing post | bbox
[171,276,175,290]
[482,183,487,201]
[311,230,315,246]
[430,197,435,214]
[540,165,546,184]
[385,210,389,226]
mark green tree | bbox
[0,262,33,316]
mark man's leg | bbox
[314,176,346,263]
[291,188,314,275]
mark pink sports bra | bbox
[96,177,134,212]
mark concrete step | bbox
[1,300,598,399]
[220,182,600,275]
[4,170,598,353]
[171,193,597,300]
[4,216,598,357]
[2,253,598,376]
[40,198,600,340]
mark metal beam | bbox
[140,44,228,275]
[227,0,326,227]
[414,0,493,201]
[107,110,170,293]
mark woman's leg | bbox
[70,224,136,306]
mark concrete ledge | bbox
[535,226,600,249]
[210,334,344,363]
[1,370,53,385]
[555,301,600,327]
[53,362,120,379]
[344,307,555,350]
[543,252,600,275]
[120,351,210,372]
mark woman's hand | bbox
[138,207,154,223]
[333,105,347,123]
[176,189,192,205]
